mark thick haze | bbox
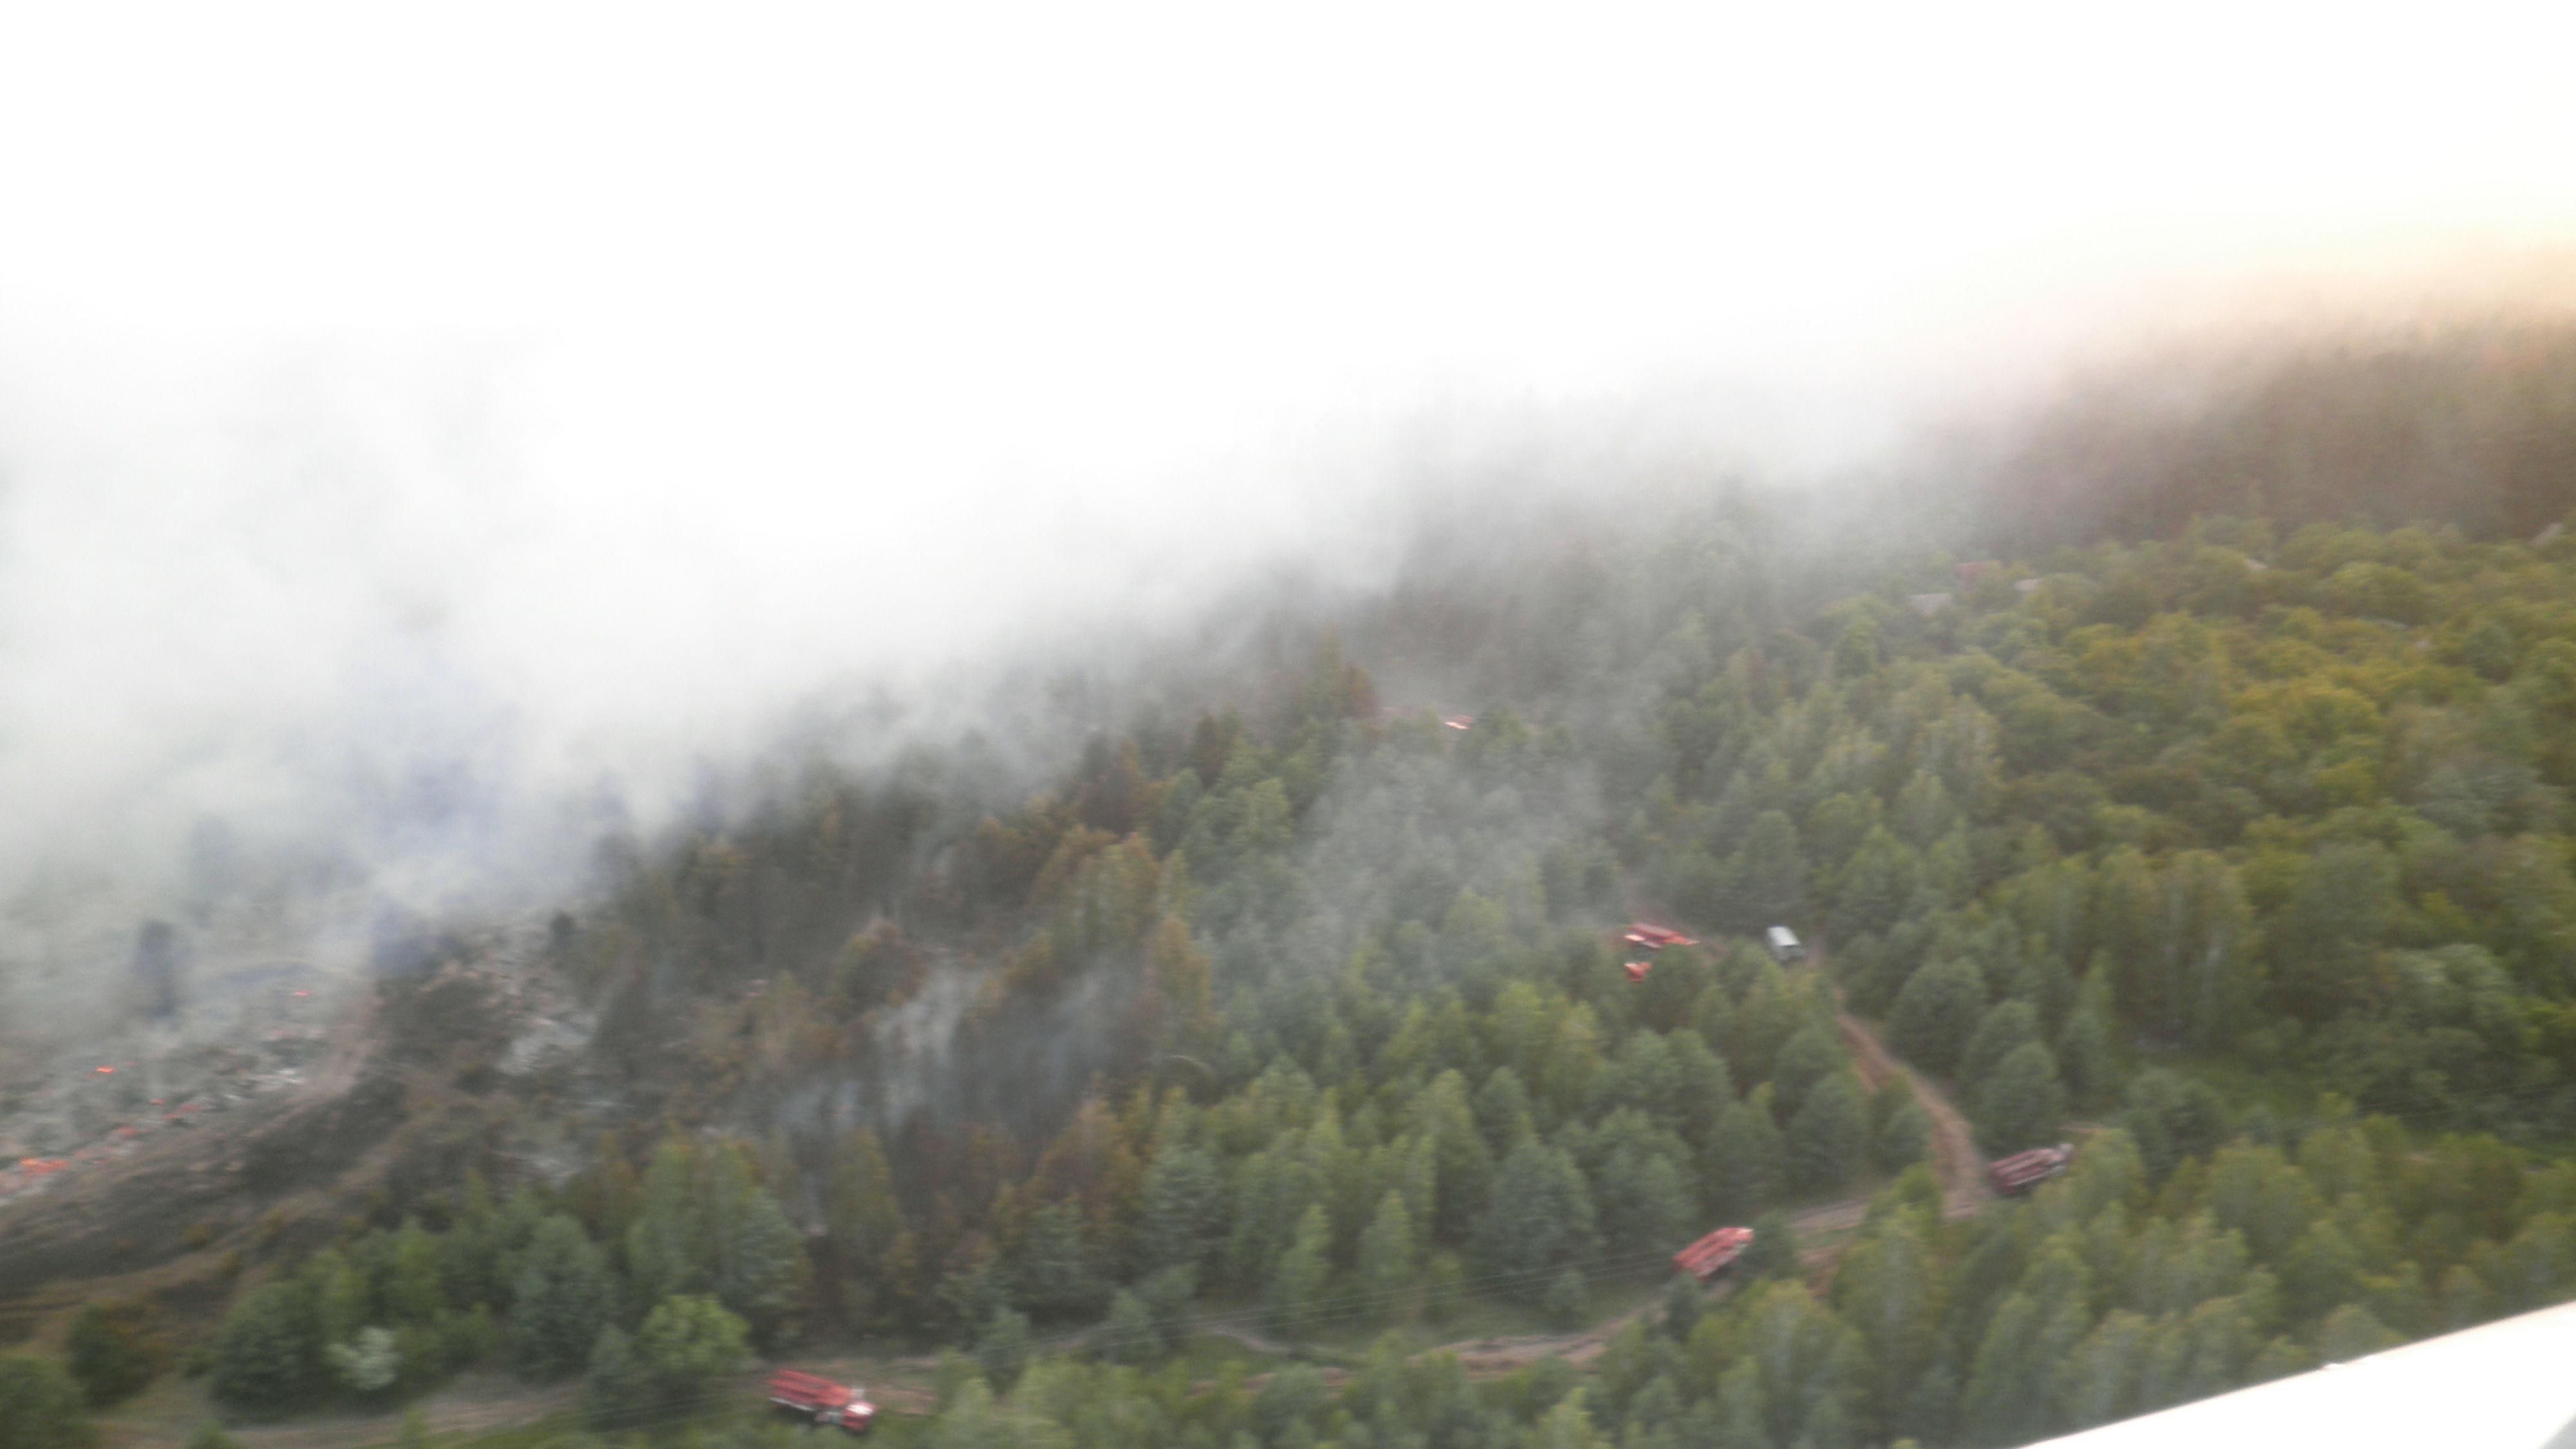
[3,3,2575,994]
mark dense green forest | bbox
[55,512,2573,1449]
[25,330,2576,1447]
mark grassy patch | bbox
[354,1415,580,1449]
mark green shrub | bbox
[0,1354,92,1449]
[65,1300,163,1406]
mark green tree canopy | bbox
[0,1356,91,1449]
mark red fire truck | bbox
[1621,923,1699,951]
[766,1370,876,1434]
[1673,1226,1755,1285]
[1987,1144,2075,1197]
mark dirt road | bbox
[97,1375,578,1449]
[1169,933,1999,1386]
[105,929,2004,1439]
[1835,1009,1991,1217]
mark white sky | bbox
[0,1,2573,925]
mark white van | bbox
[1766,926,1804,963]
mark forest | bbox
[15,328,2576,1448]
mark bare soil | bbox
[98,1374,577,1449]
[1835,1009,1991,1217]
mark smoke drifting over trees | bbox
[6,10,2576,1444]
[0,2,2571,1043]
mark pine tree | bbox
[825,1128,906,1308]
[303,1249,366,1350]
[1542,1267,1590,1330]
[1835,827,1922,939]
[582,1325,645,1432]
[1888,958,1985,1077]
[1471,1141,1601,1302]
[1738,810,1807,927]
[1788,1072,1868,1193]
[1737,1211,1802,1283]
[1100,1289,1157,1365]
[1355,1191,1416,1325]
[1010,1202,1104,1321]
[1874,1093,1932,1174]
[386,1218,445,1326]
[1832,1214,1940,1439]
[507,1215,611,1381]
[1768,1021,1844,1121]
[1962,1245,2090,1444]
[1893,770,1957,848]
[1705,1096,1785,1218]
[625,1140,710,1307]
[2056,1308,2149,1433]
[2058,965,2119,1104]
[1416,1070,1494,1237]
[1974,1043,2069,1155]
[1595,1133,1695,1251]
[1267,1205,1332,1338]
[1141,1144,1227,1272]
[1960,1000,2040,1089]
[1660,1273,1704,1342]
[973,1309,1032,1393]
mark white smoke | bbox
[1,1,2573,1028]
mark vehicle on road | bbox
[767,1369,875,1435]
[1621,922,1698,951]
[1674,1226,1755,1284]
[1987,1144,2074,1196]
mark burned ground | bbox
[0,932,607,1347]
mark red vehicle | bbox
[767,1370,875,1435]
[1673,1226,1754,1284]
[1624,960,1653,983]
[1987,1144,2074,1197]
[1621,923,1699,951]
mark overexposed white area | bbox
[1,1,2575,971]
[2033,1300,2576,1449]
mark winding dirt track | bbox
[1418,1001,1991,1376]
[1048,996,1993,1386]
[106,942,1996,1441]
[102,1379,581,1449]
[1835,1007,1992,1219]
